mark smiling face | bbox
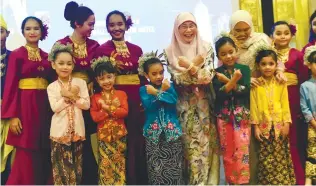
[52,52,74,80]
[231,21,251,43]
[96,72,116,91]
[272,24,292,49]
[107,14,126,41]
[217,42,237,68]
[76,14,95,38]
[178,21,197,44]
[23,19,41,44]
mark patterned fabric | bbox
[258,126,296,185]
[98,136,126,185]
[51,141,83,185]
[250,77,292,138]
[213,63,250,123]
[140,83,182,144]
[145,135,184,185]
[306,126,316,179]
[217,117,250,184]
[176,85,219,185]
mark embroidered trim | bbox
[112,40,130,58]
[25,45,41,61]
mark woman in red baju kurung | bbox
[52,2,100,184]
[94,10,148,185]
[1,16,52,185]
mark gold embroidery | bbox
[112,40,130,58]
[37,66,44,71]
[276,47,290,63]
[25,45,41,61]
[80,61,88,66]
[0,62,6,77]
[70,36,87,59]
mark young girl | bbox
[250,48,295,185]
[213,35,251,184]
[271,20,309,184]
[90,57,128,185]
[138,52,183,185]
[47,43,90,185]
[300,46,316,185]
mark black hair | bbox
[255,49,278,64]
[21,16,45,40]
[215,36,237,57]
[143,58,163,74]
[309,11,316,42]
[53,50,73,62]
[93,62,117,93]
[106,10,127,32]
[64,1,94,29]
[271,21,294,35]
[94,62,117,77]
[308,51,316,64]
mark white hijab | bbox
[229,10,271,70]
[165,12,208,71]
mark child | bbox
[300,45,316,185]
[138,51,183,185]
[250,48,295,185]
[47,43,90,185]
[90,57,128,185]
[213,35,251,184]
[271,20,309,184]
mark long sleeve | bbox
[300,84,314,123]
[140,86,160,109]
[250,88,259,124]
[47,83,70,113]
[2,51,21,118]
[156,84,178,104]
[74,80,90,110]
[233,65,250,96]
[90,95,109,123]
[280,83,292,123]
[212,75,231,99]
[111,92,128,119]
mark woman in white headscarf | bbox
[164,12,219,185]
[229,10,286,185]
[229,10,286,86]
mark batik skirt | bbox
[258,126,296,185]
[98,136,126,185]
[306,126,316,179]
[51,141,83,185]
[145,135,184,185]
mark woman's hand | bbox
[9,118,22,135]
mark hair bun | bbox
[64,1,79,21]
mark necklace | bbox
[25,45,41,61]
[112,40,130,58]
[276,47,290,64]
[70,36,87,59]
